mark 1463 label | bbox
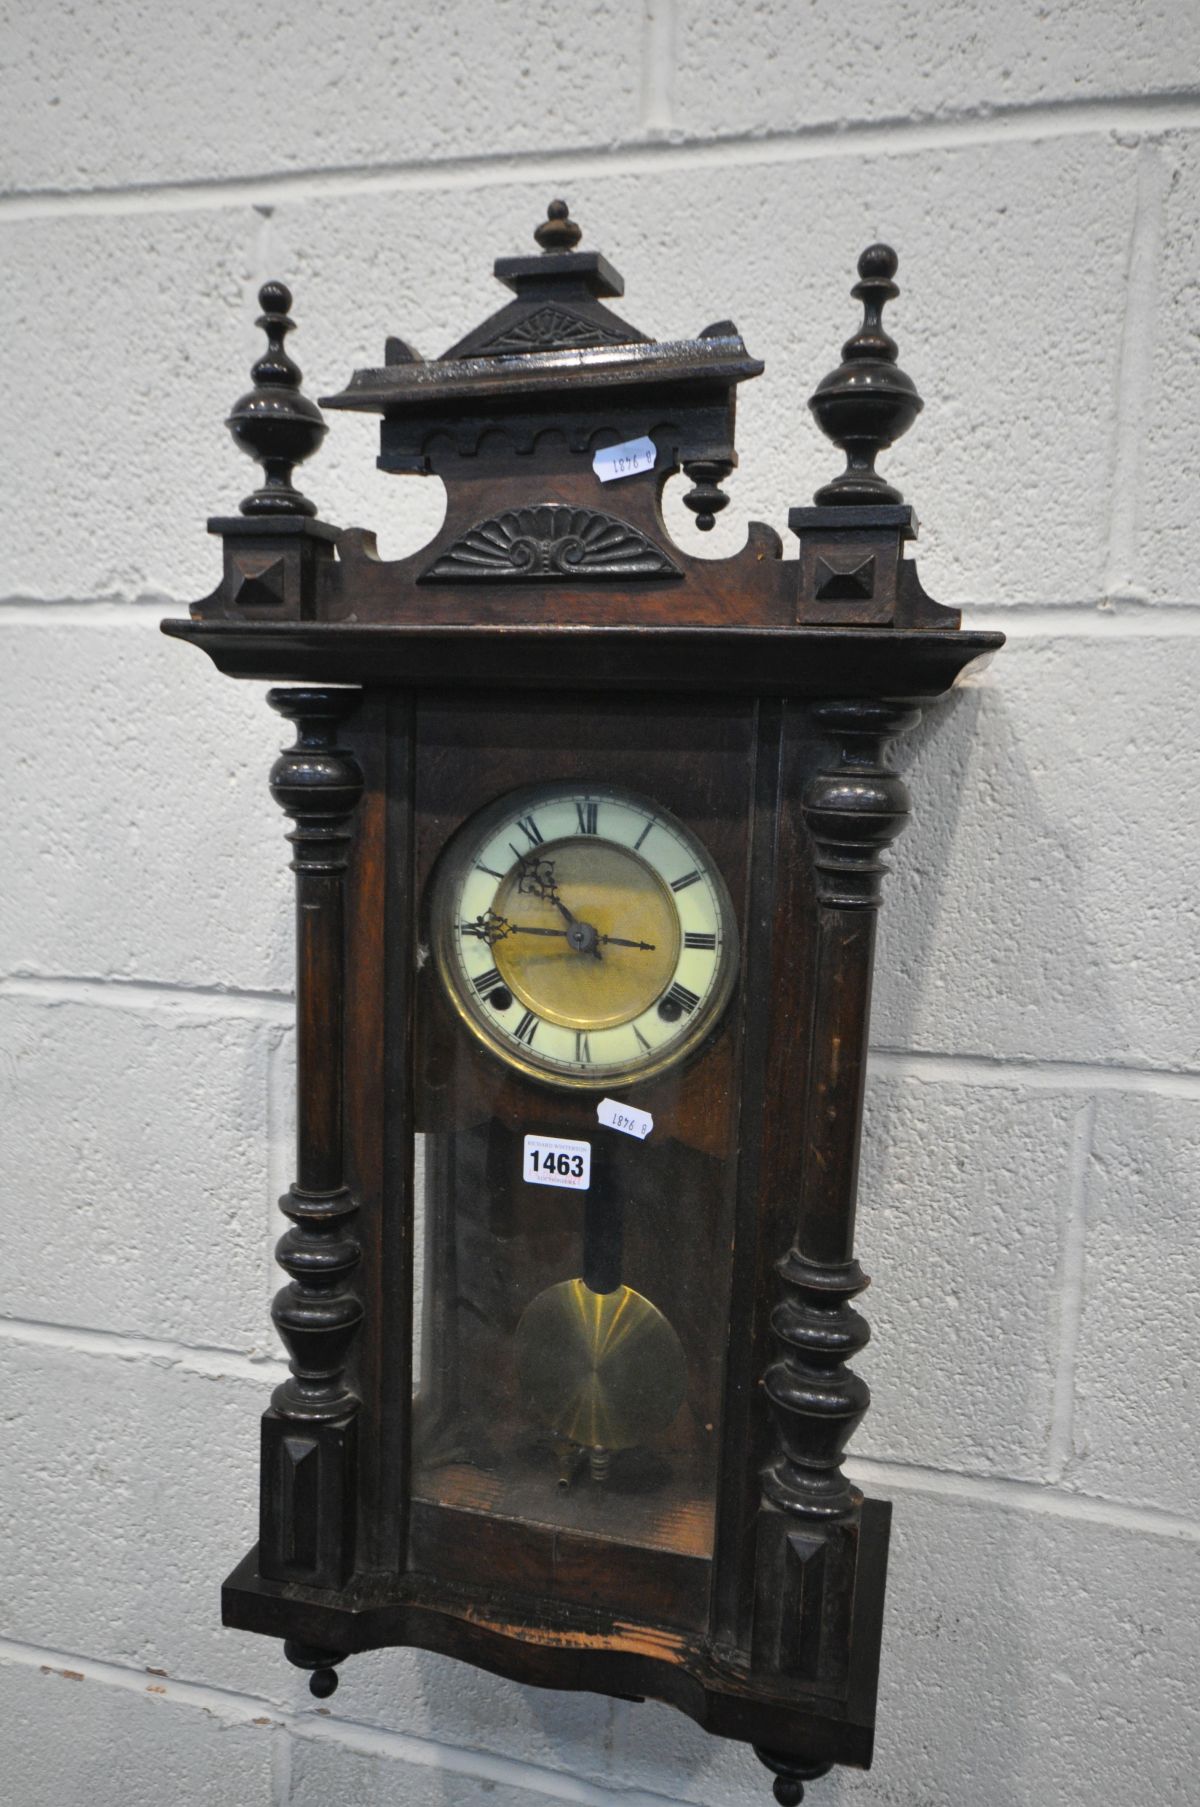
[522,1133,592,1191]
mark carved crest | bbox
[471,305,632,356]
[421,506,681,582]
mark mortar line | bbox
[1046,1096,1098,1482]
[3,92,1199,220]
[0,597,187,622]
[869,1046,1200,1099]
[846,1455,1200,1542]
[1104,141,1172,603]
[0,1313,286,1381]
[271,1723,293,1807]
[2,1312,1193,1543]
[253,201,277,295]
[957,602,1200,637]
[640,0,677,134]
[4,972,1197,1094]
[0,972,294,1022]
[0,1636,690,1807]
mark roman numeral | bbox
[472,966,502,996]
[684,931,717,950]
[574,800,598,835]
[634,818,655,850]
[515,815,543,845]
[475,862,502,879]
[665,981,701,1014]
[514,1009,539,1046]
[574,1030,592,1063]
[670,869,701,893]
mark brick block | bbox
[0,1660,275,1807]
[854,1074,1078,1479]
[0,1337,615,1779]
[0,623,292,993]
[874,634,1200,1069]
[0,211,257,601]
[608,1488,1199,1805]
[0,992,283,1351]
[0,0,643,195]
[287,1731,599,1807]
[0,1339,270,1696]
[1135,132,1200,602]
[339,1645,618,1790]
[1068,1091,1200,1515]
[270,133,1138,608]
[672,1,1200,139]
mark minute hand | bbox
[507,925,656,951]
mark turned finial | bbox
[808,243,923,507]
[226,281,327,517]
[534,198,583,253]
[754,1749,832,1804]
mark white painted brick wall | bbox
[3,3,1197,1803]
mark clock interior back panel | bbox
[398,690,759,1632]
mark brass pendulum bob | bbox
[514,1176,686,1483]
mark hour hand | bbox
[515,853,564,908]
[461,908,516,948]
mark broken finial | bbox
[534,198,583,253]
[226,281,326,517]
[808,243,923,507]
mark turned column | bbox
[259,687,364,1595]
[761,699,918,1527]
[753,701,916,1805]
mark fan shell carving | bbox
[421,506,681,582]
[472,306,631,356]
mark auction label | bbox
[592,435,657,483]
[596,1097,654,1141]
[523,1133,592,1190]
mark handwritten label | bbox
[596,1097,654,1141]
[523,1133,591,1190]
[592,435,657,484]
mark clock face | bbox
[431,782,739,1089]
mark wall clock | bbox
[164,200,1002,1804]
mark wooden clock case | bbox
[164,203,1002,1805]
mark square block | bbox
[875,634,1200,1069]
[854,1072,1078,1479]
[0,0,643,194]
[1135,131,1200,602]
[0,1659,274,1807]
[0,622,292,993]
[0,992,284,1351]
[672,2,1200,138]
[1069,1090,1200,1515]
[0,210,257,601]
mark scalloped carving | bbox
[471,305,632,356]
[421,506,681,583]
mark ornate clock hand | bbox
[461,907,515,947]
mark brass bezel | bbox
[429,781,740,1092]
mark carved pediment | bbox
[470,305,634,356]
[421,505,681,582]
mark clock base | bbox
[222,1495,891,1781]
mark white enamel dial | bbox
[430,782,739,1089]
